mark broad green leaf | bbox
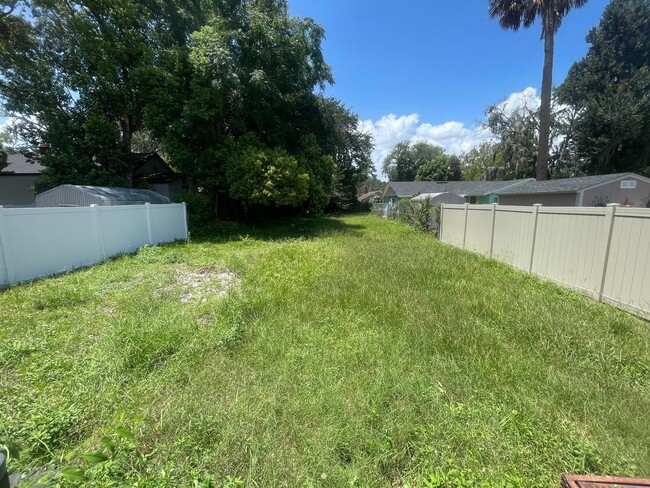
[82,451,109,464]
[115,427,135,439]
[100,436,116,450]
[61,467,88,482]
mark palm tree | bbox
[488,0,588,181]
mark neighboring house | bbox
[496,173,650,207]
[0,154,45,206]
[381,179,534,205]
[35,185,171,207]
[358,190,382,203]
[134,152,187,198]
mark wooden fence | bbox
[440,203,650,320]
[0,203,188,286]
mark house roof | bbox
[358,190,381,202]
[383,179,533,198]
[496,173,648,195]
[1,154,45,175]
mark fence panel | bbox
[99,206,151,256]
[441,204,467,247]
[602,208,650,318]
[532,207,609,296]
[440,203,650,320]
[491,206,534,270]
[0,203,187,287]
[464,205,493,255]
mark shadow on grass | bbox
[190,214,368,244]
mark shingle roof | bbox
[496,173,646,194]
[384,179,533,198]
[1,154,45,175]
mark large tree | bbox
[488,0,588,181]
[0,0,207,190]
[382,141,445,181]
[557,0,650,176]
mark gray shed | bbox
[35,185,171,207]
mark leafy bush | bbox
[392,198,441,235]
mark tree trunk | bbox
[537,17,554,181]
[121,117,134,187]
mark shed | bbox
[410,192,465,204]
[35,185,171,207]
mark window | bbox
[620,180,637,189]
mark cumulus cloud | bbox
[360,87,543,178]
[498,87,540,115]
[360,115,492,177]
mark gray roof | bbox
[1,154,45,175]
[36,185,171,206]
[384,179,534,198]
[496,173,646,195]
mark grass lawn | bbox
[0,214,648,487]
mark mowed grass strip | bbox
[0,214,648,487]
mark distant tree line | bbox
[0,0,373,220]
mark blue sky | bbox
[288,0,610,173]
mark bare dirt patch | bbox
[175,266,239,304]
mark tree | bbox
[415,154,462,181]
[557,0,650,176]
[462,141,506,181]
[382,141,444,181]
[488,0,588,181]
[0,0,207,190]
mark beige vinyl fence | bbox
[0,203,188,287]
[440,203,650,320]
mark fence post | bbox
[0,206,11,285]
[91,204,107,261]
[145,203,153,245]
[462,203,469,249]
[598,203,620,302]
[438,203,444,241]
[182,202,189,240]
[528,204,542,273]
[489,203,498,257]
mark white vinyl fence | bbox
[440,203,650,320]
[0,203,188,286]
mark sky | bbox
[2,0,611,177]
[288,0,611,176]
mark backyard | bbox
[0,214,648,487]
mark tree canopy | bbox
[0,0,373,219]
[557,0,650,176]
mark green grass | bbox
[0,214,648,487]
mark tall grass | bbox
[0,215,647,487]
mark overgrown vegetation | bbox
[0,215,648,486]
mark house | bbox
[381,179,534,205]
[35,184,171,207]
[495,173,650,207]
[133,152,187,198]
[358,190,382,203]
[0,154,45,206]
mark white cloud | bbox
[498,87,541,115]
[360,115,492,178]
[360,87,544,178]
